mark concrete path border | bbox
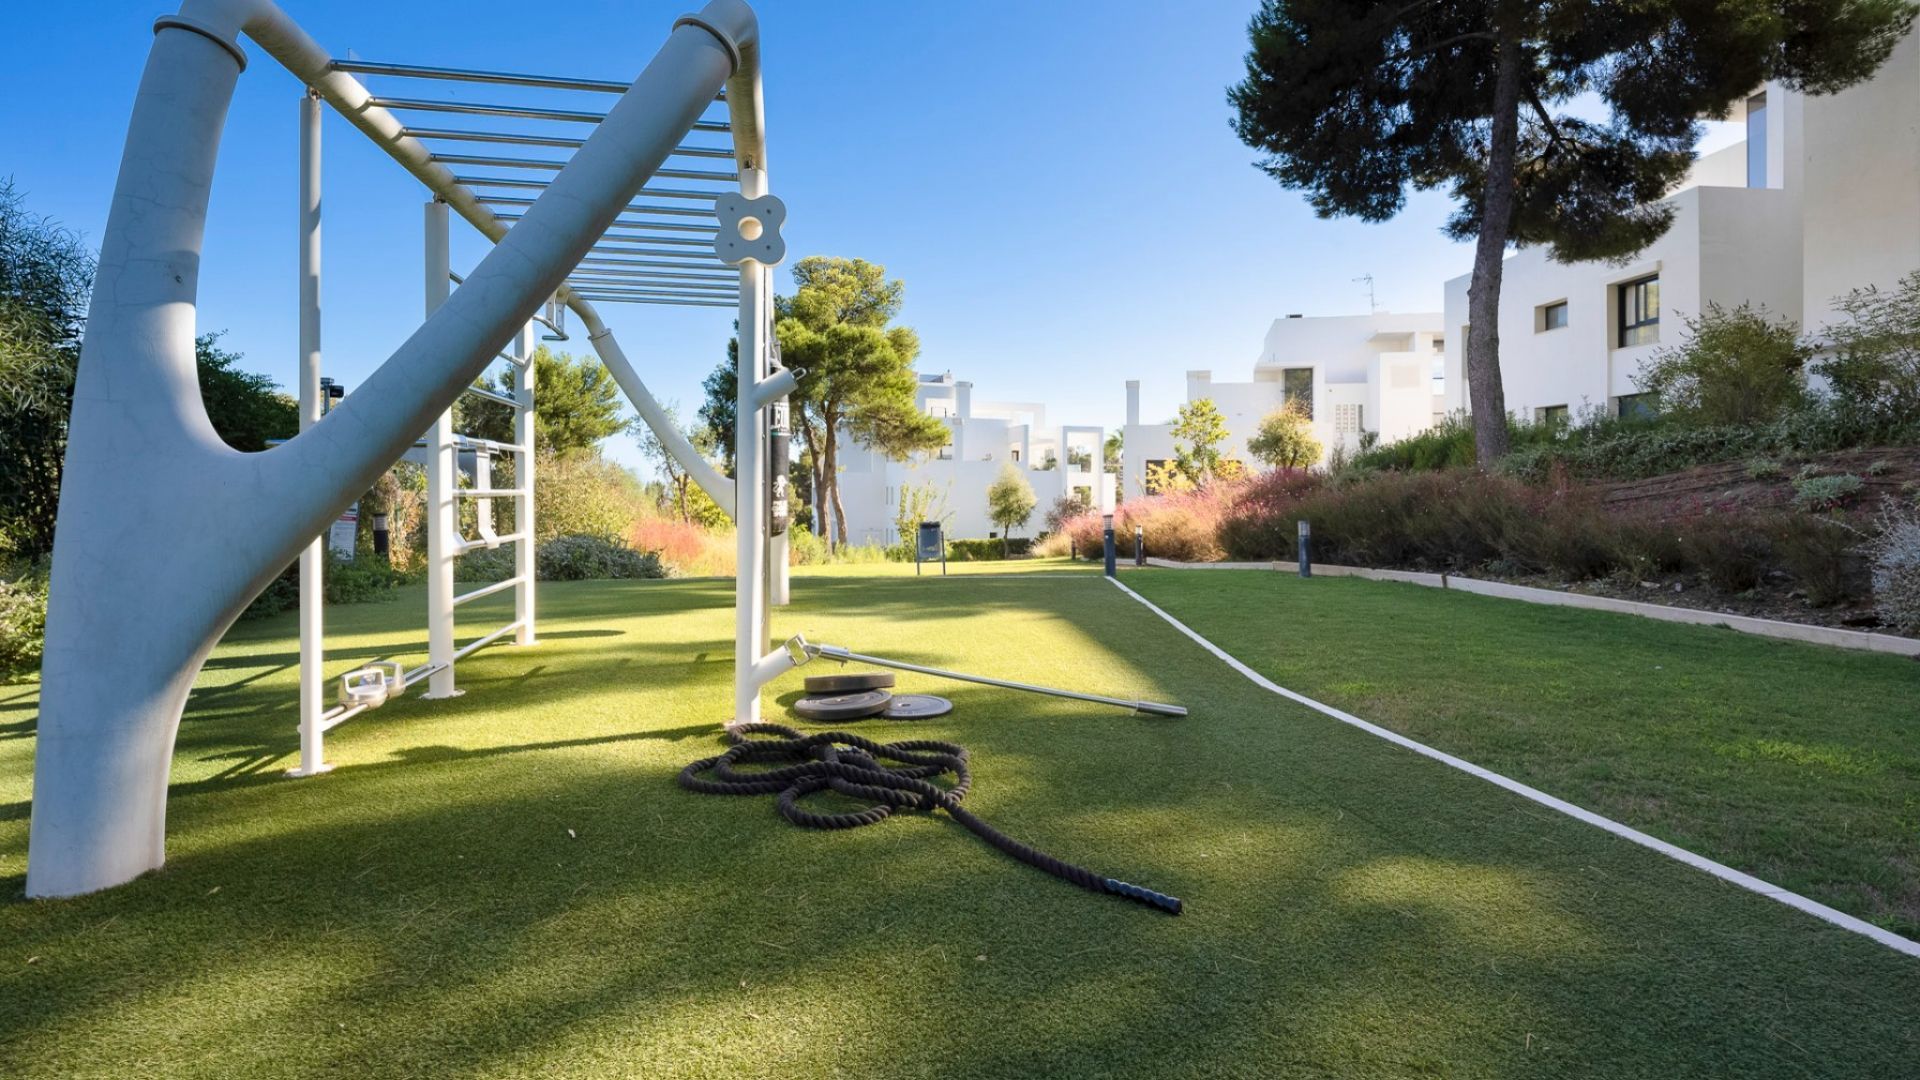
[1138,558,1920,659]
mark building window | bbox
[1618,275,1659,348]
[1333,402,1364,438]
[1616,393,1657,421]
[1010,448,1020,462]
[937,443,953,460]
[1538,300,1569,332]
[1143,458,1171,494]
[1282,367,1313,419]
[1536,404,1569,427]
[1746,91,1768,188]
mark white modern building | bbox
[834,372,1117,546]
[1120,311,1444,498]
[1441,24,1920,422]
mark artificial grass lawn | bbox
[0,568,1914,1077]
[1122,567,1920,942]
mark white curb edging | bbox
[1106,575,1920,960]
[1138,558,1920,658]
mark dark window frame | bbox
[1540,300,1569,331]
[1281,367,1314,419]
[1618,275,1660,348]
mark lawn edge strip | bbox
[1105,574,1920,961]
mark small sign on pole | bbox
[328,503,359,561]
[916,521,946,577]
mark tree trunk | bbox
[1465,12,1524,467]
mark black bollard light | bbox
[1134,524,1145,567]
[1297,519,1312,578]
[1103,513,1117,577]
[372,512,390,560]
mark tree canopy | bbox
[1245,399,1323,471]
[195,332,296,453]
[985,463,1037,555]
[1171,398,1232,486]
[776,256,948,546]
[1229,0,1915,464]
[456,345,630,458]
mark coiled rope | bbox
[679,723,1183,914]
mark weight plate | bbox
[803,670,896,694]
[792,689,893,721]
[884,694,953,720]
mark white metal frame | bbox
[29,0,791,898]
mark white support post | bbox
[513,321,537,645]
[423,199,461,699]
[732,172,770,728]
[292,89,331,776]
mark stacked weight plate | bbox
[792,671,952,721]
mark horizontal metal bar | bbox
[430,153,737,182]
[454,619,527,661]
[454,576,524,606]
[594,232,712,247]
[318,701,373,734]
[493,211,718,234]
[477,194,715,218]
[458,532,528,555]
[462,384,529,410]
[453,175,725,201]
[584,245,729,261]
[371,96,728,132]
[454,487,530,498]
[453,435,527,454]
[565,283,740,299]
[402,127,735,159]
[566,274,736,293]
[805,641,1189,718]
[570,292,737,309]
[331,59,726,100]
[402,662,446,689]
[571,263,738,283]
[575,257,735,275]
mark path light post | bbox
[1103,513,1116,577]
[1134,524,1144,567]
[1298,519,1312,578]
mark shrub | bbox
[1745,456,1784,480]
[1634,303,1812,426]
[0,566,49,679]
[1863,459,1895,478]
[1062,482,1249,563]
[1245,400,1323,470]
[1768,514,1860,606]
[242,550,407,619]
[630,516,734,576]
[1866,499,1920,630]
[536,452,649,543]
[947,537,1032,561]
[536,533,667,581]
[1791,471,1865,512]
[1349,412,1479,471]
[1818,270,1920,431]
[1042,493,1090,534]
[1677,517,1772,592]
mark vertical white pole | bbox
[732,167,770,728]
[292,90,330,777]
[513,321,537,645]
[423,199,461,699]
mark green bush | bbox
[536,533,667,581]
[1499,404,1894,483]
[1867,499,1920,630]
[947,537,1032,561]
[0,565,49,679]
[1791,471,1865,512]
[242,551,408,620]
[535,452,649,544]
[1768,514,1860,606]
[1635,303,1812,426]
[1818,270,1920,431]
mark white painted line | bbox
[1105,574,1920,960]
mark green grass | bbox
[1,570,1917,1077]
[1123,567,1920,940]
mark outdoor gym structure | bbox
[28,0,792,898]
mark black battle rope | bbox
[678,723,1183,915]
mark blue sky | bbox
[7,1,1512,476]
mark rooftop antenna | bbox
[1354,274,1378,314]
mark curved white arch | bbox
[26,0,759,897]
